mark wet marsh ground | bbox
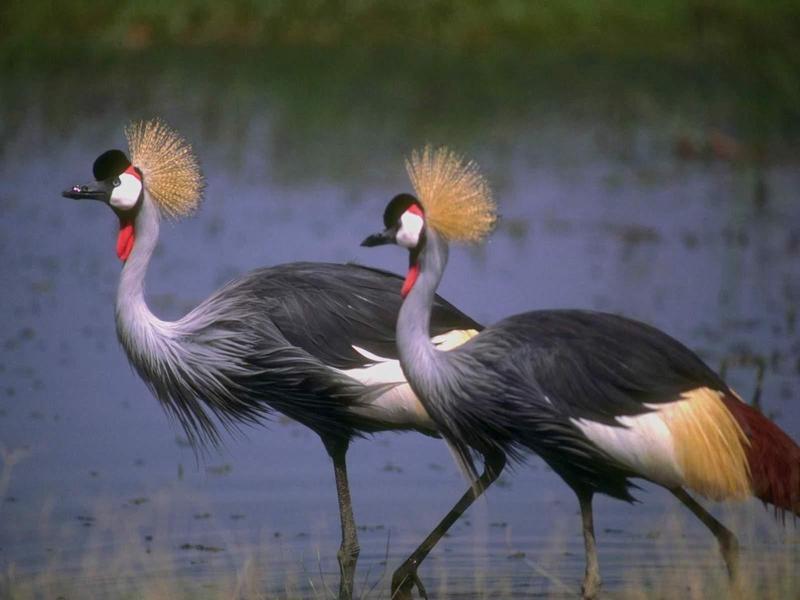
[1,41,800,598]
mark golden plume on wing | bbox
[125,119,205,219]
[405,145,496,243]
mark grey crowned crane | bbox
[60,120,483,600]
[362,146,800,599]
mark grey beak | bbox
[361,229,395,247]
[62,180,110,202]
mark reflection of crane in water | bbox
[362,146,800,600]
[61,120,482,600]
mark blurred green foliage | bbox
[3,1,798,103]
[1,1,798,155]
[2,0,799,60]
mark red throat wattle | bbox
[116,219,135,261]
[401,262,420,298]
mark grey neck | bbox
[115,192,175,358]
[396,227,453,400]
[397,228,486,480]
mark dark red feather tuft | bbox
[722,394,800,517]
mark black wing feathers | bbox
[491,310,727,425]
[163,262,479,446]
[234,262,480,369]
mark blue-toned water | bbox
[1,51,798,598]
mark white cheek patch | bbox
[110,173,143,210]
[396,211,424,248]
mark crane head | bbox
[363,145,496,251]
[361,146,495,298]
[361,193,425,250]
[62,149,144,210]
[61,119,204,262]
[62,121,204,218]
[361,193,426,298]
[62,149,143,261]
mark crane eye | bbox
[112,177,121,187]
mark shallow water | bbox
[0,49,799,598]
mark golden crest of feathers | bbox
[125,119,204,219]
[405,145,496,243]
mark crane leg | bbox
[324,437,360,600]
[671,487,739,581]
[390,450,506,600]
[577,490,601,600]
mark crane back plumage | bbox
[117,261,481,447]
[395,147,800,517]
[114,122,482,450]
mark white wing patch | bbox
[341,345,429,429]
[347,328,478,386]
[571,404,684,488]
[341,329,478,431]
[347,346,406,385]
